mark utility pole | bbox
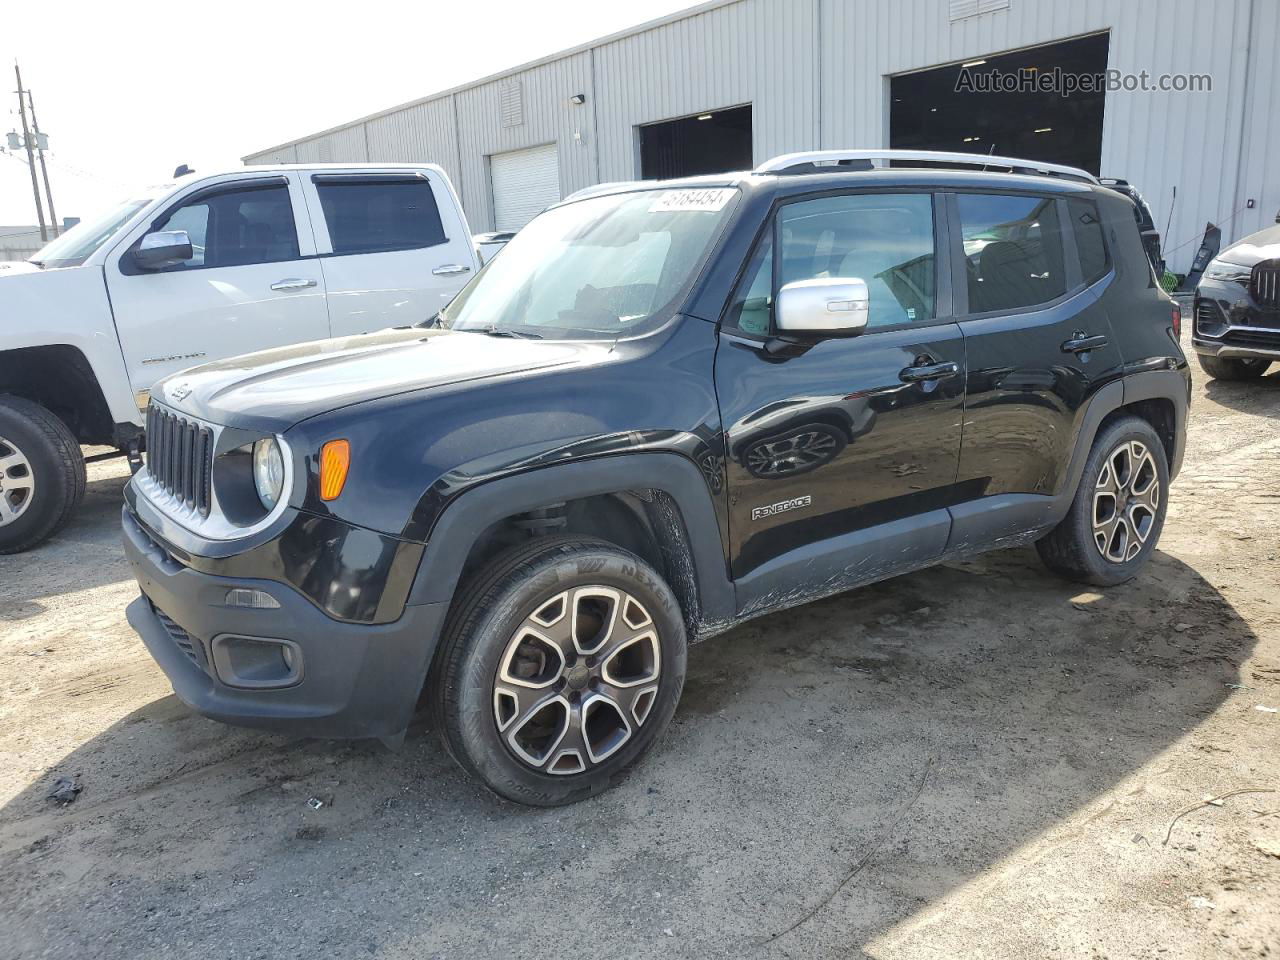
[14,63,47,243]
[26,89,58,237]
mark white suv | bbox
[0,164,480,552]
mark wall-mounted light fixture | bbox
[569,93,586,105]
[697,113,713,121]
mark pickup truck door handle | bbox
[270,278,318,291]
[1061,333,1109,354]
[432,263,471,277]
[899,360,960,383]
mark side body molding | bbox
[405,453,736,633]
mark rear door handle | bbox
[1061,334,1109,354]
[899,360,960,383]
[432,263,471,277]
[270,278,317,291]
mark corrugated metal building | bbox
[243,0,1279,272]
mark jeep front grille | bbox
[145,404,213,517]
[1252,261,1280,310]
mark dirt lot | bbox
[2,334,1279,959]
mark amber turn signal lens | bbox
[319,439,350,501]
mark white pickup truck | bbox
[0,163,480,552]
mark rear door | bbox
[948,190,1123,517]
[714,189,967,591]
[107,174,329,395]
[302,169,479,336]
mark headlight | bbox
[252,437,286,510]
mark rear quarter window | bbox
[1069,198,1111,285]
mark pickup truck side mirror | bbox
[134,230,194,271]
[776,277,870,336]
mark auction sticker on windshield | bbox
[648,188,737,214]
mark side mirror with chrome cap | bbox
[135,230,193,270]
[776,277,870,336]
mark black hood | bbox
[1219,224,1280,266]
[152,327,605,433]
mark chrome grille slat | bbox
[1252,260,1280,311]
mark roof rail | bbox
[755,149,1100,185]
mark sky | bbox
[0,0,699,227]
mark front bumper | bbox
[123,504,446,739]
[1192,281,1280,361]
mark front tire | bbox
[0,396,86,554]
[432,536,687,806]
[1196,353,1270,381]
[1036,416,1169,586]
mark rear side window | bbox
[1069,198,1111,285]
[957,193,1067,313]
[315,178,446,255]
[154,183,298,269]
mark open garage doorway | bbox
[890,32,1110,175]
[639,105,753,180]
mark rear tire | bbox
[1196,353,1270,380]
[0,396,86,554]
[431,536,687,806]
[1036,416,1169,587]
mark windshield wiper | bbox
[477,325,543,340]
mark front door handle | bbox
[1061,333,1109,354]
[899,360,960,383]
[270,278,318,291]
[432,263,471,277]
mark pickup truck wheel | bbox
[1196,354,1270,380]
[0,396,86,554]
[1036,415,1169,586]
[432,536,687,806]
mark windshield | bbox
[442,187,738,339]
[31,195,156,268]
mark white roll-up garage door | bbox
[490,143,561,232]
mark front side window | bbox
[153,184,298,269]
[443,187,738,340]
[316,178,446,255]
[777,193,936,329]
[957,193,1068,313]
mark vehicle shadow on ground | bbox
[0,473,133,620]
[1202,369,1280,417]
[0,546,1256,959]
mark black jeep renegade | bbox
[123,151,1190,806]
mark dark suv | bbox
[1192,222,1280,380]
[122,150,1189,806]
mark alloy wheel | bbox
[493,586,661,775]
[1092,439,1160,563]
[0,436,35,527]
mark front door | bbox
[107,176,329,396]
[714,190,967,597]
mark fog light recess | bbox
[211,635,302,689]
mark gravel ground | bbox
[2,330,1278,959]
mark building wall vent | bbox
[500,80,524,127]
[949,0,1011,21]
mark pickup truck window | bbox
[443,187,738,340]
[30,196,152,268]
[154,184,298,270]
[315,178,446,255]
